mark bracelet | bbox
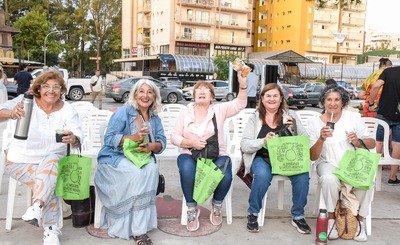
[368,102,374,106]
[240,87,247,89]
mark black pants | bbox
[17,87,29,95]
[246,96,257,108]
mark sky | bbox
[365,0,400,34]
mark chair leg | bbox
[0,152,5,194]
[258,193,268,227]
[225,184,233,224]
[375,166,382,191]
[181,196,187,225]
[94,187,103,229]
[277,180,285,210]
[6,177,18,231]
[313,182,321,215]
[57,197,64,229]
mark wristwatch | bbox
[368,102,374,107]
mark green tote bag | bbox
[123,138,151,168]
[333,147,380,190]
[193,158,229,204]
[56,152,92,200]
[266,135,310,176]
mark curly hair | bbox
[126,79,162,115]
[31,70,67,100]
[319,84,350,111]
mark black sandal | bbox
[133,234,154,245]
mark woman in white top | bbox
[307,85,375,242]
[0,70,83,245]
[0,66,8,104]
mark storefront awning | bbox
[172,55,216,73]
[249,50,314,63]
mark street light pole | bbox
[43,30,67,65]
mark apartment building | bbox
[254,0,367,65]
[116,0,254,80]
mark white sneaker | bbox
[328,219,339,240]
[353,221,367,242]
[22,202,42,227]
[43,225,61,245]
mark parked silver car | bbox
[105,77,183,103]
[158,77,183,89]
[182,80,235,101]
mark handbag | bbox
[333,139,380,190]
[56,144,92,200]
[137,109,165,196]
[123,138,151,168]
[236,154,253,189]
[193,156,229,204]
[191,114,219,161]
[331,192,360,240]
[266,135,310,176]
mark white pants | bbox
[317,162,373,218]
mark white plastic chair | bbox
[295,110,321,129]
[361,117,400,191]
[0,120,15,194]
[161,104,186,114]
[6,177,64,231]
[93,122,108,229]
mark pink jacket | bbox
[171,98,246,156]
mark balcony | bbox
[313,13,334,24]
[258,32,268,40]
[219,3,252,14]
[181,0,215,9]
[217,35,251,46]
[216,21,250,30]
[138,1,151,13]
[137,36,151,45]
[312,29,333,38]
[178,16,213,27]
[258,18,268,27]
[137,20,151,29]
[341,17,364,27]
[176,32,212,42]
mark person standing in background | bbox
[90,70,103,109]
[359,58,392,117]
[369,65,400,185]
[0,66,8,104]
[246,63,258,109]
[13,63,33,95]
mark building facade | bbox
[253,0,367,65]
[117,0,254,80]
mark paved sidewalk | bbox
[1,122,400,244]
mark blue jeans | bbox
[248,156,309,220]
[177,154,232,207]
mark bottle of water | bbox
[14,92,34,140]
[316,209,328,244]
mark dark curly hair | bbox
[319,84,350,111]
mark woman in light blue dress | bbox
[94,79,166,244]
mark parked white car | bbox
[182,80,235,101]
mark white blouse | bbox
[307,109,371,168]
[0,95,83,163]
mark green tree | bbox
[88,0,121,70]
[309,0,361,9]
[12,9,53,62]
[213,54,241,81]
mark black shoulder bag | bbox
[191,114,219,161]
[137,110,165,195]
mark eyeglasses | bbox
[41,84,62,91]
[195,88,210,92]
[264,94,280,99]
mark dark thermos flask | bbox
[316,209,328,244]
[14,92,34,140]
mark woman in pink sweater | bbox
[171,72,247,231]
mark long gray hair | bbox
[126,79,162,115]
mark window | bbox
[287,25,291,28]
[160,45,169,54]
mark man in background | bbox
[246,63,258,108]
[13,63,33,95]
[90,70,103,109]
[369,66,400,185]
